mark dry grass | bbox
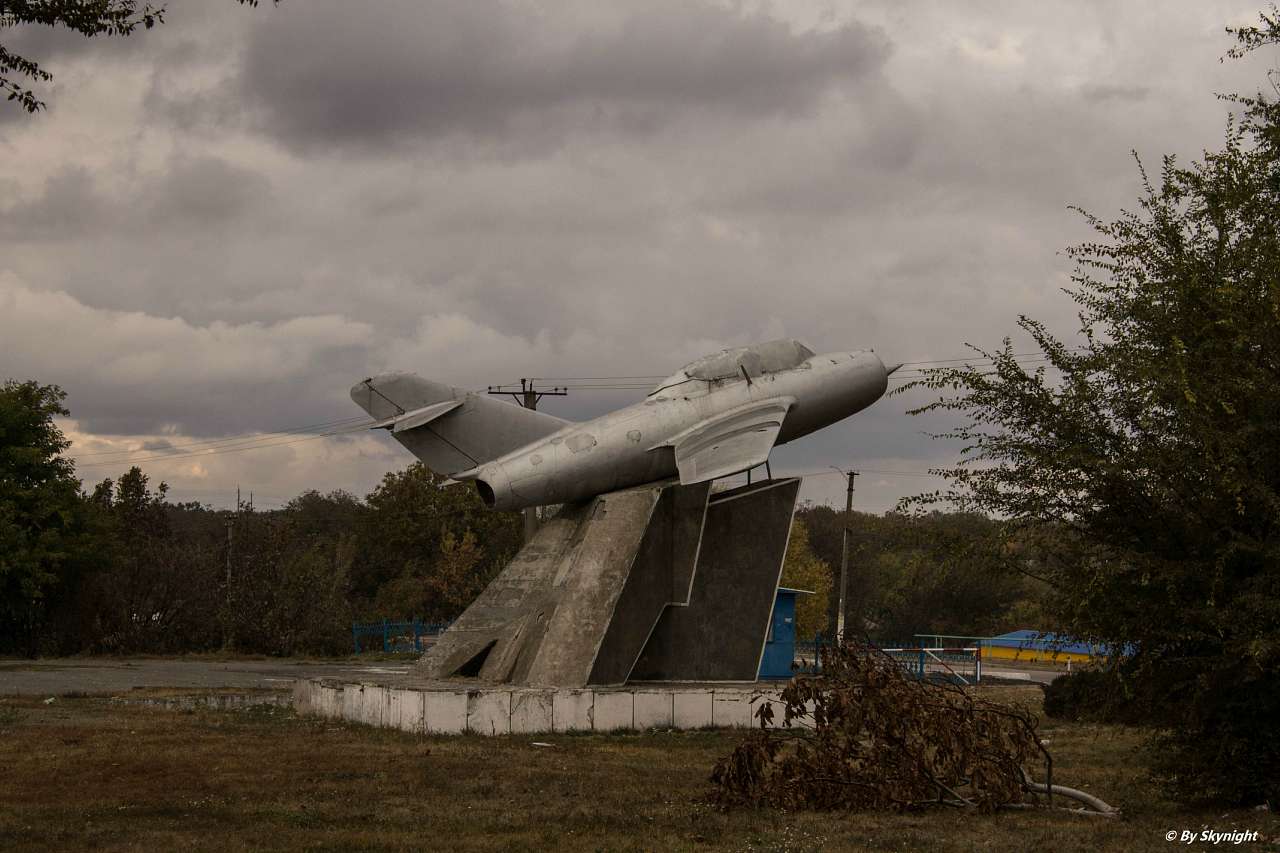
[0,685,1275,852]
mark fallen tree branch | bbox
[710,640,1048,812]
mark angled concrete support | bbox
[415,477,800,688]
[630,478,800,682]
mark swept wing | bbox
[652,396,793,484]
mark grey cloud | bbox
[140,156,272,226]
[0,166,103,237]
[3,0,1270,511]
[0,155,270,241]
[0,278,373,436]
[237,0,890,151]
[1080,83,1151,102]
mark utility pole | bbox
[224,485,240,649]
[226,485,240,590]
[487,379,567,542]
[835,470,858,644]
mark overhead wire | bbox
[71,415,372,458]
[67,348,1075,472]
[74,420,378,471]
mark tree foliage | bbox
[0,380,93,655]
[778,519,832,640]
[797,506,1046,643]
[900,10,1280,805]
[358,463,521,618]
[1,0,267,113]
[81,467,220,653]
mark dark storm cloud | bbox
[237,0,890,151]
[139,156,272,226]
[3,1,1270,509]
[0,166,103,237]
[0,156,270,240]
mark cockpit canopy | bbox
[650,339,816,396]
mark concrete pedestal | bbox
[416,478,801,688]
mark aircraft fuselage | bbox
[463,350,889,510]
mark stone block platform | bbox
[293,677,795,736]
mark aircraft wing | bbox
[652,396,794,484]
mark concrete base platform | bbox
[293,677,796,735]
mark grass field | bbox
[0,685,1274,852]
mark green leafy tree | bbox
[778,519,832,640]
[81,467,221,653]
[220,502,354,656]
[796,505,1042,643]
[0,380,92,655]
[374,529,485,623]
[356,463,520,616]
[902,11,1280,805]
[1,0,269,113]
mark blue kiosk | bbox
[758,587,812,680]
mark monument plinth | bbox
[416,477,802,687]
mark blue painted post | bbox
[353,624,360,654]
[918,648,926,679]
[382,619,389,653]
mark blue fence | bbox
[793,634,982,684]
[352,619,451,653]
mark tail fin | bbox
[351,373,571,475]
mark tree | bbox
[1,0,267,114]
[374,529,485,623]
[356,463,520,614]
[80,467,221,653]
[220,501,354,656]
[901,11,1280,805]
[0,380,94,655]
[778,519,832,640]
[795,505,1044,643]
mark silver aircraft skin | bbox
[351,339,894,511]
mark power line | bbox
[71,415,371,458]
[74,421,376,471]
[898,346,1086,366]
[785,467,943,480]
[66,348,1074,471]
[527,375,665,381]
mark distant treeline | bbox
[10,463,522,657]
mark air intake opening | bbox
[475,479,496,508]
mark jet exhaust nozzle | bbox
[461,463,517,510]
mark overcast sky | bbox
[1,1,1274,512]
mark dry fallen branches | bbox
[710,642,1112,815]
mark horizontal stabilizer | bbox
[351,373,571,475]
[369,399,465,433]
[652,396,793,484]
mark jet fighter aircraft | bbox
[351,339,896,511]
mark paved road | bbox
[982,665,1057,685]
[0,657,1058,696]
[0,658,412,696]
